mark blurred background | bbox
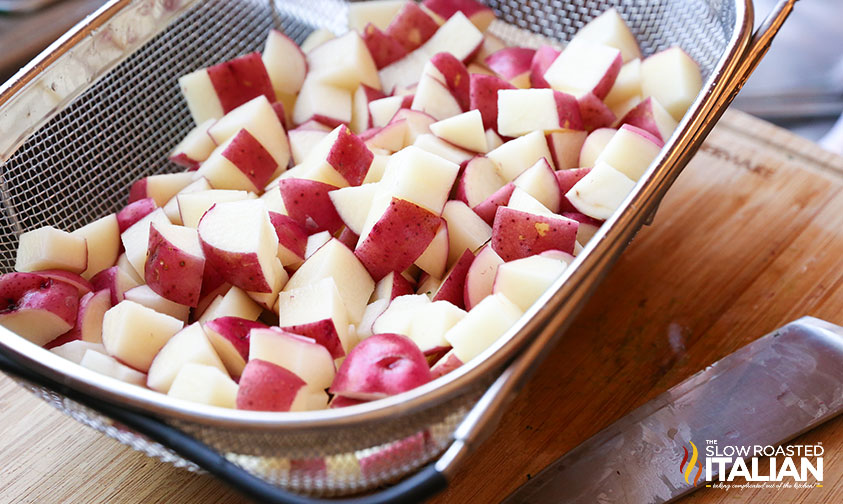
[1,0,842,152]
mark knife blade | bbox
[502,316,843,504]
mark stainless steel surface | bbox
[502,316,843,504]
[0,0,778,496]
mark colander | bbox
[0,0,798,502]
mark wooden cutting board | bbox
[1,110,842,503]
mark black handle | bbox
[0,349,448,504]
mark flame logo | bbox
[679,441,704,486]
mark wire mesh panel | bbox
[0,0,741,496]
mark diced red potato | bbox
[13,225,88,275]
[543,39,622,100]
[262,29,307,98]
[293,78,352,127]
[128,172,195,207]
[389,108,436,145]
[562,211,604,246]
[80,350,147,387]
[413,133,473,164]
[90,266,141,306]
[413,220,449,280]
[640,47,702,120]
[102,300,184,372]
[347,0,408,32]
[46,288,110,347]
[289,128,330,166]
[507,186,556,217]
[267,211,308,266]
[463,245,504,310]
[493,254,568,311]
[379,12,483,93]
[411,73,463,121]
[123,285,190,322]
[179,52,275,124]
[487,130,555,181]
[276,277,350,358]
[237,359,327,412]
[571,8,641,63]
[169,119,217,169]
[425,52,471,110]
[250,328,336,391]
[373,271,416,302]
[198,129,279,193]
[32,270,91,298]
[330,333,431,400]
[203,316,267,379]
[430,248,474,308]
[361,23,408,69]
[198,286,263,323]
[603,58,642,112]
[385,2,440,52]
[491,207,579,260]
[284,239,375,324]
[618,97,678,142]
[443,292,522,363]
[484,128,503,152]
[485,47,535,88]
[354,197,442,281]
[277,178,344,234]
[577,92,616,132]
[350,84,387,133]
[421,0,496,31]
[368,95,413,128]
[307,31,381,92]
[579,127,617,167]
[441,199,491,267]
[361,121,408,152]
[194,281,232,321]
[496,88,583,138]
[429,110,487,152]
[565,161,636,220]
[50,340,107,364]
[0,272,79,346]
[167,363,238,408]
[163,177,212,225]
[555,167,593,213]
[546,129,588,171]
[178,189,253,229]
[116,198,157,233]
[197,199,281,293]
[473,181,515,225]
[469,73,515,132]
[594,124,663,181]
[513,158,562,213]
[529,45,561,88]
[146,322,227,393]
[455,155,505,208]
[430,348,463,378]
[144,222,205,307]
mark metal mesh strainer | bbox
[0,0,797,501]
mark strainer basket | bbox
[0,0,797,501]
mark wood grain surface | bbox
[1,110,842,503]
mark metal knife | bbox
[502,316,843,504]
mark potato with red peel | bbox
[469,73,515,131]
[491,207,579,260]
[0,273,79,346]
[361,23,408,69]
[237,359,327,412]
[203,316,267,379]
[430,249,474,308]
[385,2,439,52]
[145,222,205,307]
[277,178,344,234]
[15,226,87,274]
[330,333,432,400]
[421,0,496,31]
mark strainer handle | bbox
[0,347,448,503]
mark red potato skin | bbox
[0,272,78,330]
[354,198,442,281]
[546,130,588,171]
[431,248,474,309]
[281,318,345,359]
[277,179,344,234]
[144,223,205,307]
[45,329,80,349]
[422,0,495,28]
[577,92,616,132]
[362,23,408,69]
[203,316,266,361]
[469,73,516,131]
[46,289,111,349]
[329,333,432,399]
[429,53,471,111]
[491,207,579,260]
[530,45,560,88]
[485,47,536,80]
[92,266,143,305]
[385,2,439,52]
[327,125,374,186]
[127,179,147,204]
[116,197,156,233]
[359,431,428,479]
[454,156,504,207]
[337,227,360,250]
[554,90,585,131]
[473,182,515,225]
[169,152,201,171]
[388,272,416,300]
[36,270,93,296]
[329,395,369,408]
[618,98,669,142]
[268,211,308,261]
[236,358,307,411]
[221,128,278,191]
[561,211,605,228]
[271,101,292,132]
[621,123,665,148]
[591,52,623,100]
[290,457,327,477]
[430,351,463,378]
[206,52,275,114]
[555,167,593,213]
